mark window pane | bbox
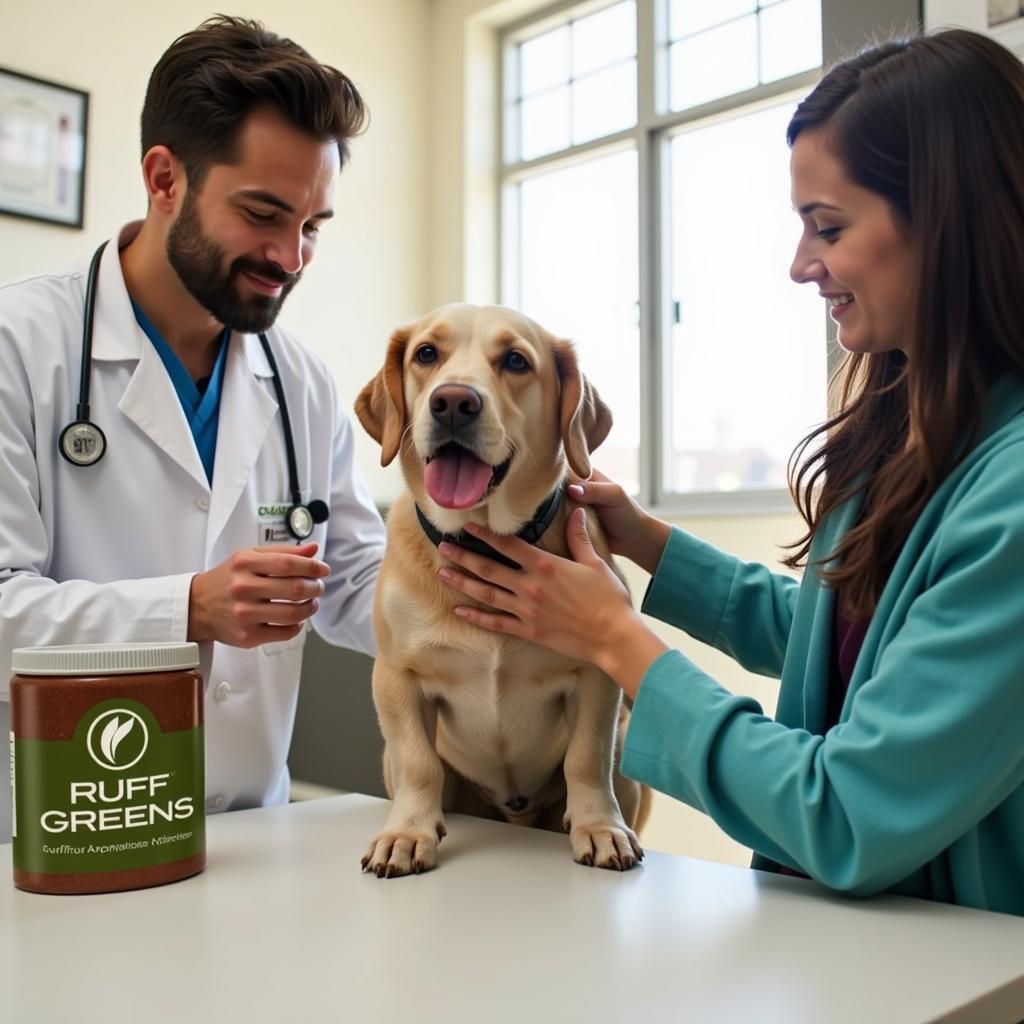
[670,15,759,111]
[668,102,826,494]
[515,151,640,492]
[520,86,571,161]
[669,0,756,41]
[520,26,570,96]
[572,1,636,77]
[572,61,637,145]
[760,0,822,83]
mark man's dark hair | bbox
[141,14,368,188]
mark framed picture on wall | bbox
[987,0,1024,55]
[989,1,1024,27]
[0,67,88,229]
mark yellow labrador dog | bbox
[354,304,649,877]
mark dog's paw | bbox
[568,820,644,871]
[360,822,447,878]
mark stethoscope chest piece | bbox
[59,420,107,467]
[286,499,328,542]
[287,504,314,541]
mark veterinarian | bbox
[0,17,385,841]
[436,29,1024,917]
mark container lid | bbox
[11,643,200,677]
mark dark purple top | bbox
[777,595,870,880]
[825,599,871,730]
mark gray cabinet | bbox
[288,632,386,798]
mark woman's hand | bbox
[437,508,668,696]
[566,470,671,575]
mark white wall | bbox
[0,0,431,504]
[426,0,530,307]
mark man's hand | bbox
[187,542,330,648]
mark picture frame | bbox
[988,1,1024,27]
[987,1,1024,56]
[0,66,88,229]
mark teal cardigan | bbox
[621,375,1024,916]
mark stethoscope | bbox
[59,241,330,541]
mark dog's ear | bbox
[355,326,410,466]
[553,339,613,479]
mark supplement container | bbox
[10,643,205,894]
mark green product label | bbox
[13,699,204,875]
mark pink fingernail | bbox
[568,484,584,497]
[454,607,469,617]
[464,522,479,534]
[438,542,453,556]
[438,569,453,580]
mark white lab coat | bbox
[0,222,386,841]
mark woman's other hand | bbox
[567,470,671,575]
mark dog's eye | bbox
[502,350,531,374]
[415,345,438,365]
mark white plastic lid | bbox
[11,643,200,677]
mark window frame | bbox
[498,0,913,515]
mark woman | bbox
[436,29,1024,916]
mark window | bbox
[513,149,640,491]
[513,2,637,160]
[667,100,825,494]
[668,0,822,110]
[501,0,841,511]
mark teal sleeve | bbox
[623,447,1024,895]
[642,527,799,678]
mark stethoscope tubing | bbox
[75,240,109,423]
[61,241,328,540]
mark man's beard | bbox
[166,192,299,333]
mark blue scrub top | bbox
[131,301,229,484]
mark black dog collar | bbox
[415,487,564,570]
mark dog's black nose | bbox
[430,384,483,430]
[505,795,529,813]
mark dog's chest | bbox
[416,645,576,764]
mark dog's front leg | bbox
[563,670,644,870]
[362,660,447,878]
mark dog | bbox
[354,304,650,877]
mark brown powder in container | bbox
[10,643,206,895]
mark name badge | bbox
[257,502,291,545]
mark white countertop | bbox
[2,793,1023,1023]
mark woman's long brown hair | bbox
[783,29,1024,619]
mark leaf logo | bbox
[101,716,134,764]
[86,709,149,771]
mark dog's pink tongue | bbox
[424,448,493,509]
